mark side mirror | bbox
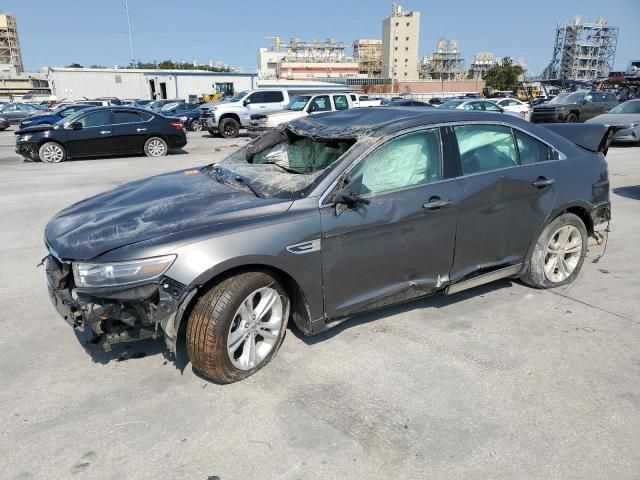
[333,175,370,214]
[243,99,250,106]
[70,121,82,130]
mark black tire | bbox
[186,272,289,384]
[38,141,67,163]
[190,119,203,132]
[521,213,588,289]
[218,117,240,138]
[207,128,217,136]
[566,112,578,123]
[143,136,168,157]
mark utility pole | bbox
[125,0,135,64]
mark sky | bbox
[6,0,640,75]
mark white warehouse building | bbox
[46,67,258,102]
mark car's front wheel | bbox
[144,137,168,157]
[186,272,289,384]
[566,112,578,123]
[218,117,240,138]
[39,142,67,163]
[521,213,588,288]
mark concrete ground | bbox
[0,127,638,480]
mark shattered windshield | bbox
[208,129,355,199]
[286,96,311,111]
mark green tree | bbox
[482,57,523,91]
[66,63,84,68]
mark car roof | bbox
[287,106,526,139]
[67,105,155,115]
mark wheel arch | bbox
[218,112,241,124]
[171,262,313,353]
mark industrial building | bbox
[0,13,23,72]
[353,39,383,77]
[382,3,421,80]
[257,36,359,80]
[542,16,618,81]
[421,39,466,81]
[47,67,257,102]
[468,52,496,80]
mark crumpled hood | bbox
[586,113,640,127]
[45,168,291,261]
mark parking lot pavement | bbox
[0,127,639,480]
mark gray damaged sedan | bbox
[586,99,640,145]
[44,108,612,383]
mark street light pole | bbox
[125,0,135,64]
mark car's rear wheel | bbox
[144,137,168,157]
[39,142,66,163]
[186,272,289,384]
[566,112,578,123]
[190,119,203,131]
[521,213,588,288]
[218,117,240,138]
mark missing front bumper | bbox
[45,255,193,351]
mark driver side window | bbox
[349,129,442,195]
[78,110,112,127]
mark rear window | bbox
[454,124,518,174]
[113,111,144,124]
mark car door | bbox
[580,94,599,121]
[110,110,153,154]
[449,123,557,282]
[320,127,460,318]
[65,109,114,157]
[332,94,350,111]
[307,95,332,115]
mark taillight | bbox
[169,121,183,130]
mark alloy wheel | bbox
[227,287,284,371]
[191,120,202,131]
[42,144,64,162]
[544,225,583,283]
[147,139,166,156]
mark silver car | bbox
[0,102,46,123]
[586,99,640,144]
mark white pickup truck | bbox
[247,92,354,138]
[348,93,383,107]
[199,88,290,138]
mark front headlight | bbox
[630,122,639,129]
[21,120,33,125]
[18,134,33,142]
[180,116,188,122]
[72,255,176,288]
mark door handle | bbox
[99,130,111,135]
[423,197,451,210]
[532,177,555,188]
[137,128,147,132]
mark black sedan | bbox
[43,107,611,383]
[15,106,187,163]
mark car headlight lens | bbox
[21,120,32,125]
[630,122,639,129]
[18,134,33,142]
[180,116,188,122]
[72,255,176,288]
